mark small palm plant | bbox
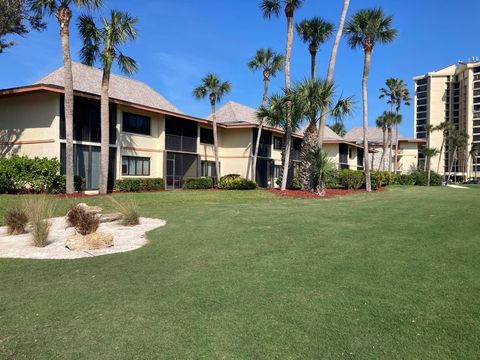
[193,74,232,181]
[344,8,397,191]
[307,147,335,197]
[78,10,138,194]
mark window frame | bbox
[122,112,152,136]
[122,156,151,176]
[200,127,214,145]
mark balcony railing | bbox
[165,134,197,153]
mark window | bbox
[273,136,283,150]
[417,105,427,112]
[201,161,217,177]
[122,156,150,176]
[274,165,282,179]
[474,66,480,74]
[416,85,428,92]
[417,99,427,106]
[349,147,354,159]
[416,78,428,86]
[200,127,214,145]
[123,112,151,135]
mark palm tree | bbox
[328,122,346,137]
[469,143,480,179]
[344,8,397,191]
[79,10,138,194]
[375,112,388,171]
[446,130,469,185]
[193,74,232,182]
[379,78,411,172]
[296,17,334,79]
[306,147,335,196]
[422,147,439,186]
[318,0,350,148]
[260,0,304,190]
[247,48,284,182]
[296,78,353,191]
[434,121,452,174]
[32,0,103,194]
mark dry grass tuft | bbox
[66,205,100,235]
[23,195,54,247]
[5,208,29,235]
[110,197,140,226]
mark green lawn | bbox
[1,187,479,359]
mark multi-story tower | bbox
[414,61,480,179]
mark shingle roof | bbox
[297,124,343,141]
[206,101,258,125]
[344,127,404,144]
[36,62,182,114]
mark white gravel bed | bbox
[0,217,166,260]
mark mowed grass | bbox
[0,187,479,359]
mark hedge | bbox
[338,169,364,189]
[219,174,257,190]
[0,155,85,194]
[115,178,165,192]
[183,177,214,189]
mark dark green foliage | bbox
[66,205,99,236]
[219,174,257,190]
[5,207,28,235]
[370,171,396,190]
[0,155,62,193]
[325,169,341,188]
[115,178,165,192]
[183,177,214,190]
[409,170,442,186]
[338,169,365,189]
[395,174,416,185]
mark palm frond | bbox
[117,52,137,75]
[260,0,281,19]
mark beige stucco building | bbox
[414,61,480,178]
[1,63,371,190]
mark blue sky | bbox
[1,0,479,137]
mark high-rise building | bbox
[413,61,480,179]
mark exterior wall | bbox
[0,91,60,159]
[117,106,165,179]
[218,127,252,178]
[397,142,420,174]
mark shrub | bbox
[410,170,442,186]
[396,174,416,185]
[5,208,28,235]
[115,178,164,192]
[219,174,256,190]
[110,197,140,226]
[0,155,61,193]
[370,170,395,190]
[325,169,341,189]
[183,177,214,189]
[338,169,364,189]
[66,205,100,235]
[23,196,54,247]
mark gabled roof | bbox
[344,127,404,144]
[35,62,182,114]
[207,101,258,125]
[297,124,343,141]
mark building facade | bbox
[0,63,371,191]
[414,61,480,179]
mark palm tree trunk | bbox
[394,123,400,174]
[427,156,431,186]
[362,49,372,192]
[58,7,74,194]
[475,156,478,179]
[318,0,350,149]
[436,135,445,174]
[446,147,457,185]
[252,75,270,182]
[378,128,386,171]
[99,69,111,194]
[281,11,294,191]
[310,49,317,79]
[211,103,221,183]
[388,127,393,172]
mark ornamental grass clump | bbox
[5,208,29,235]
[23,195,54,247]
[66,205,100,235]
[110,197,140,226]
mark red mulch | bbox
[268,187,386,199]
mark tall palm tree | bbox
[296,78,353,191]
[375,112,388,171]
[434,121,452,174]
[79,10,138,194]
[193,74,232,182]
[379,78,410,172]
[469,143,480,179]
[422,147,439,186]
[247,48,284,182]
[260,0,304,190]
[344,8,397,191]
[32,0,103,194]
[446,130,469,185]
[318,0,350,148]
[296,17,334,79]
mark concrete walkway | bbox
[447,184,471,189]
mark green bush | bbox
[219,174,256,190]
[47,175,86,194]
[338,169,364,190]
[325,169,341,189]
[370,171,395,190]
[0,155,61,193]
[115,178,165,192]
[410,170,442,186]
[183,177,214,189]
[395,174,416,185]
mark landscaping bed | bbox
[268,187,386,199]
